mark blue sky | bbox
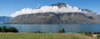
[0,0,100,16]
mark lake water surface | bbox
[0,24,100,33]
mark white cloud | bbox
[10,5,82,17]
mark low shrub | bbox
[34,31,42,33]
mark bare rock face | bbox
[50,3,67,8]
[5,12,95,24]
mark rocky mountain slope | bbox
[6,12,95,24]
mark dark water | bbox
[0,24,100,33]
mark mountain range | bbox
[0,16,12,23]
[5,3,100,24]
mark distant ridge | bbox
[0,16,12,23]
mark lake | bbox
[0,24,100,33]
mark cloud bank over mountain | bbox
[10,3,82,17]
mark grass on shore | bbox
[0,33,96,39]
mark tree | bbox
[7,27,18,32]
[0,27,1,32]
[58,28,65,33]
[1,26,7,32]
